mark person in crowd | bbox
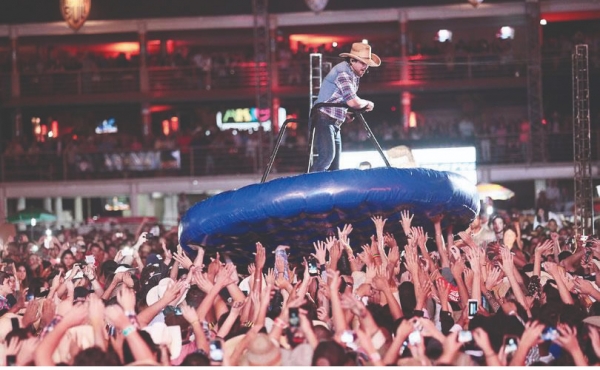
[533,206,563,231]
[309,42,380,172]
[60,249,76,272]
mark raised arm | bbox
[499,247,530,312]
[432,215,450,268]
[543,261,575,305]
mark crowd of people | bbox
[1,206,600,366]
[0,106,579,182]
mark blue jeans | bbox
[309,112,342,172]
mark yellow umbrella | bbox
[477,183,515,201]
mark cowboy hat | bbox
[142,322,183,359]
[339,43,381,67]
[238,333,282,366]
[146,277,188,307]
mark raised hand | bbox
[519,320,544,350]
[458,230,476,248]
[311,241,327,266]
[463,268,474,289]
[499,247,514,273]
[542,261,560,277]
[535,240,554,257]
[21,298,40,328]
[387,245,400,268]
[173,248,193,270]
[329,241,342,268]
[371,215,387,235]
[193,246,205,270]
[275,255,285,277]
[265,268,276,286]
[553,323,580,350]
[215,264,238,287]
[247,263,256,276]
[384,232,398,249]
[365,263,377,283]
[337,224,353,249]
[472,328,495,357]
[404,245,420,275]
[450,258,465,280]
[400,210,414,236]
[207,252,222,282]
[327,269,341,293]
[104,305,130,330]
[435,278,450,308]
[359,245,372,266]
[465,247,480,274]
[254,242,266,271]
[180,301,199,324]
[316,306,329,322]
[39,298,57,328]
[485,267,503,290]
[117,286,136,312]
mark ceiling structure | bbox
[0,0,517,25]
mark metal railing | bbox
[19,68,140,97]
[0,129,596,183]
[0,53,535,99]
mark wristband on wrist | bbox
[124,311,140,329]
[122,325,136,337]
[39,314,64,339]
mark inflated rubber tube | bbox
[179,167,479,264]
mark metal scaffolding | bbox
[252,0,272,170]
[525,0,545,162]
[572,44,594,238]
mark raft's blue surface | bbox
[179,168,479,264]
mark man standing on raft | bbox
[309,42,381,172]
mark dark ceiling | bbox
[0,0,517,25]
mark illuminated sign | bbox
[216,107,286,131]
[340,146,477,184]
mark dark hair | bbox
[398,281,417,314]
[122,330,158,364]
[60,250,75,264]
[0,271,11,286]
[558,251,572,262]
[74,347,121,366]
[312,340,347,366]
[181,351,210,366]
[185,285,206,309]
[100,260,118,278]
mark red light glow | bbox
[288,34,356,52]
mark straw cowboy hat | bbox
[339,43,381,67]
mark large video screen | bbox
[340,146,477,184]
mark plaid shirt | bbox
[0,295,9,311]
[318,62,360,122]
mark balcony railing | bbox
[0,130,594,183]
[0,53,531,100]
[20,68,140,97]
